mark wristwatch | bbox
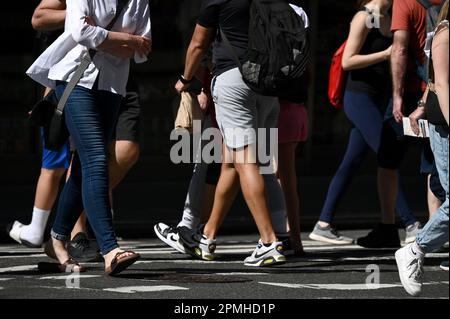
[179,74,194,85]
[417,100,426,108]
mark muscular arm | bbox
[31,0,66,31]
[391,30,410,122]
[432,27,449,125]
[183,24,215,81]
[342,12,391,71]
[175,24,215,93]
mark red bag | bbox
[328,41,347,109]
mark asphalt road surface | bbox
[0,230,448,300]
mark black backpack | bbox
[221,0,310,100]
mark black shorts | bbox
[114,88,141,142]
[377,93,422,169]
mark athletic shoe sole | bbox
[395,248,422,297]
[440,264,449,272]
[153,224,186,254]
[244,254,286,267]
[309,232,354,245]
[192,246,215,261]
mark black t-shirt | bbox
[197,0,250,76]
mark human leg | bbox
[50,84,136,272]
[277,142,303,253]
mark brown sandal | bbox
[43,240,58,260]
[59,259,86,273]
[105,251,140,276]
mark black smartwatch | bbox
[179,74,194,85]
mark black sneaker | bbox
[356,223,401,248]
[178,225,216,261]
[278,235,306,257]
[67,232,103,262]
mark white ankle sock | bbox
[20,207,51,245]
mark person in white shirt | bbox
[26,0,151,275]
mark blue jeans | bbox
[417,124,449,253]
[320,91,417,227]
[51,83,121,255]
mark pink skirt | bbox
[277,102,308,143]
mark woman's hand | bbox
[129,35,151,58]
[197,91,209,111]
[409,106,426,136]
[84,16,96,26]
[384,45,392,60]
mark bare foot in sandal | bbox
[44,238,85,273]
[104,248,140,276]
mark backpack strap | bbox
[220,29,243,70]
[416,0,433,9]
[90,0,130,59]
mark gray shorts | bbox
[211,68,279,149]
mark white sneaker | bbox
[404,221,422,244]
[154,223,186,254]
[7,221,44,248]
[395,243,424,297]
[178,225,216,261]
[244,240,286,267]
[7,221,26,245]
[440,261,449,272]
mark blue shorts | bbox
[41,128,71,169]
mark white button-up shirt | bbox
[27,0,151,97]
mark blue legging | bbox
[319,90,417,227]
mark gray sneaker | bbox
[440,260,449,272]
[309,222,354,245]
[405,221,422,244]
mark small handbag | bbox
[328,40,347,109]
[29,54,91,150]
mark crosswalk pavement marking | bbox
[259,281,449,290]
[214,272,268,276]
[0,265,37,273]
[0,254,46,259]
[103,285,189,294]
[39,275,101,280]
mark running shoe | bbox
[440,260,449,272]
[244,239,286,267]
[6,221,42,248]
[178,225,216,261]
[357,223,401,248]
[154,222,186,254]
[309,222,354,245]
[395,243,424,297]
[67,232,103,262]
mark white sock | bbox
[177,210,200,230]
[20,207,50,246]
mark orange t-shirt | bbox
[391,0,427,93]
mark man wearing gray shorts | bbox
[174,0,286,267]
